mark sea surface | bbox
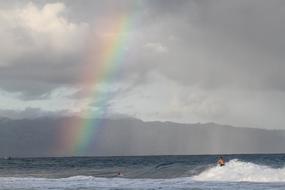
[0,154,285,190]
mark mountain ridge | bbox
[1,116,285,157]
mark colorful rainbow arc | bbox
[57,9,138,156]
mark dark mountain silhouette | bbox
[0,117,285,157]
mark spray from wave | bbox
[193,159,285,182]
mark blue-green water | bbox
[1,154,285,189]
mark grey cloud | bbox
[1,0,285,129]
[116,0,285,91]
[0,107,69,119]
[0,52,82,99]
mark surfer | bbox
[117,172,124,177]
[217,156,225,167]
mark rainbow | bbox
[57,6,139,156]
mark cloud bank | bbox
[1,0,285,129]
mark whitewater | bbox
[1,155,285,190]
[193,159,285,182]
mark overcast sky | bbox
[1,0,285,129]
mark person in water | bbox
[117,172,124,177]
[217,156,225,166]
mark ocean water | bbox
[0,154,285,190]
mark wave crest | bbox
[193,159,285,182]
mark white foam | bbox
[0,174,285,190]
[0,176,194,190]
[193,159,285,182]
[2,161,285,189]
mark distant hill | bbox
[0,117,285,157]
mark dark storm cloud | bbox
[188,0,285,90]
[0,52,82,99]
[68,0,285,92]
[2,0,285,97]
[1,0,285,125]
[134,0,285,91]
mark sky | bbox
[1,0,285,129]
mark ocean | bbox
[0,154,285,190]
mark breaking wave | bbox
[1,159,285,189]
[193,159,285,182]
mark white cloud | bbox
[110,72,228,123]
[144,42,168,53]
[0,2,89,65]
[0,87,77,113]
